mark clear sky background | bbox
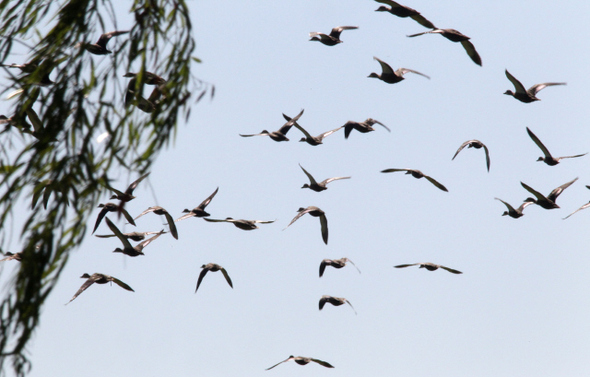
[1,0,590,376]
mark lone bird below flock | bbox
[452,139,490,172]
[319,295,357,315]
[175,187,219,222]
[319,257,361,277]
[368,56,430,84]
[284,206,329,245]
[265,356,334,371]
[106,217,164,257]
[407,28,481,66]
[203,217,275,230]
[77,30,129,55]
[521,178,578,210]
[67,272,134,304]
[374,0,435,29]
[134,206,178,239]
[343,118,390,139]
[495,198,534,219]
[504,70,566,103]
[240,109,304,142]
[526,127,586,166]
[299,164,350,192]
[394,262,462,274]
[381,168,448,192]
[195,263,233,293]
[309,26,358,46]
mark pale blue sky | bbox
[1,1,590,376]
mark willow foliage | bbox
[0,1,211,375]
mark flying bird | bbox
[381,168,448,192]
[195,263,233,293]
[67,272,134,304]
[176,187,219,221]
[265,355,334,371]
[495,198,534,219]
[504,70,566,103]
[106,217,164,257]
[374,0,435,28]
[309,26,358,46]
[368,56,430,84]
[93,202,135,234]
[284,206,328,245]
[319,258,360,277]
[521,177,578,210]
[452,139,490,172]
[77,30,129,55]
[319,295,357,315]
[203,217,275,230]
[0,252,23,262]
[407,28,482,66]
[563,186,590,219]
[394,262,462,274]
[526,127,586,166]
[343,118,390,139]
[134,206,178,239]
[107,172,150,202]
[240,109,304,142]
[299,164,350,192]
[282,113,342,146]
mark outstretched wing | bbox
[526,127,552,160]
[106,217,134,251]
[220,267,234,288]
[112,277,135,292]
[319,214,329,245]
[528,82,566,96]
[460,40,482,66]
[299,164,318,186]
[195,268,209,293]
[310,358,335,368]
[505,70,527,95]
[424,175,448,192]
[373,56,394,75]
[440,265,463,274]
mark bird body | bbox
[504,70,565,103]
[309,26,358,46]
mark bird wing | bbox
[94,233,116,239]
[67,275,98,304]
[25,108,43,133]
[97,30,129,48]
[310,358,335,368]
[381,168,409,173]
[299,164,318,186]
[111,277,135,292]
[134,206,157,220]
[203,217,229,223]
[279,109,304,134]
[198,187,219,210]
[371,119,391,132]
[346,259,361,274]
[195,268,209,293]
[345,299,357,315]
[162,211,179,240]
[253,219,275,224]
[460,40,482,66]
[329,26,358,38]
[452,140,471,160]
[318,126,343,139]
[495,198,516,213]
[558,152,588,160]
[547,177,578,202]
[220,268,234,288]
[342,121,355,139]
[410,14,436,29]
[322,176,351,185]
[283,113,312,139]
[265,357,292,371]
[284,208,311,229]
[319,260,328,277]
[137,231,164,251]
[175,212,195,222]
[397,68,430,79]
[520,182,546,201]
[92,206,110,234]
[120,207,137,227]
[239,132,266,137]
[126,172,150,195]
[441,265,463,274]
[517,201,534,213]
[526,127,552,159]
[505,70,527,95]
[528,82,566,96]
[319,213,329,245]
[406,30,431,37]
[563,201,590,220]
[373,56,395,75]
[394,263,420,268]
[424,176,449,192]
[482,143,491,172]
[106,217,134,251]
[318,296,328,310]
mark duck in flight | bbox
[240,109,304,142]
[77,30,129,55]
[93,202,136,234]
[134,206,178,239]
[526,127,586,166]
[319,257,360,277]
[265,355,334,370]
[368,56,430,84]
[381,168,448,192]
[504,70,566,103]
[106,172,150,202]
[521,178,578,210]
[67,272,134,304]
[299,164,350,192]
[106,217,164,257]
[495,198,533,219]
[319,295,357,315]
[309,26,358,46]
[394,262,462,274]
[407,28,482,66]
[195,263,233,293]
[452,139,490,172]
[203,217,275,230]
[284,206,329,245]
[374,0,435,29]
[343,118,390,139]
[176,187,219,222]
[282,113,342,146]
